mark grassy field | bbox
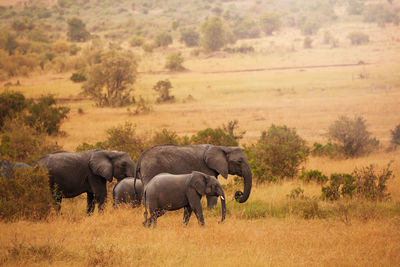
[1,15,400,267]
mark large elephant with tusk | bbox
[136,144,252,208]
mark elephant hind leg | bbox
[183,206,192,225]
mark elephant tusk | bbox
[220,196,225,201]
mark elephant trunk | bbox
[220,194,226,223]
[235,163,252,203]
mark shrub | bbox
[223,45,254,54]
[303,37,312,49]
[347,0,365,15]
[328,115,379,158]
[82,49,138,107]
[245,125,310,183]
[76,122,146,162]
[299,18,321,35]
[151,128,190,146]
[180,28,199,47]
[390,124,400,149]
[201,17,231,52]
[191,128,238,146]
[24,95,70,135]
[165,52,184,71]
[322,173,356,201]
[0,119,61,163]
[231,17,260,39]
[347,32,369,45]
[259,12,281,35]
[0,166,55,221]
[299,169,328,184]
[67,17,90,42]
[321,163,393,201]
[70,68,87,82]
[154,32,172,47]
[363,4,399,26]
[153,79,175,103]
[129,36,144,47]
[142,42,156,53]
[311,142,339,158]
[0,91,26,129]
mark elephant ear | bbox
[204,146,228,178]
[191,171,209,196]
[89,150,113,182]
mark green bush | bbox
[150,128,190,146]
[165,52,184,71]
[259,12,281,35]
[153,79,175,103]
[347,32,369,45]
[389,124,400,149]
[231,17,260,39]
[201,17,232,52]
[245,125,310,183]
[347,0,365,15]
[299,169,328,184]
[363,4,399,26]
[76,122,146,162]
[154,32,172,47]
[0,166,55,221]
[67,17,90,42]
[328,115,379,157]
[129,36,144,47]
[0,91,26,129]
[322,163,393,201]
[180,28,199,47]
[70,68,87,82]
[0,119,61,164]
[311,142,339,158]
[24,95,70,135]
[191,128,238,146]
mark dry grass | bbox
[1,20,400,266]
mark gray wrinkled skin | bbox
[142,171,226,227]
[113,178,143,208]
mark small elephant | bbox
[0,160,31,179]
[113,178,143,208]
[143,171,226,227]
[36,149,136,214]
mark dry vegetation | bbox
[1,0,400,265]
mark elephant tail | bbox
[142,189,149,226]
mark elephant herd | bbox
[2,144,253,227]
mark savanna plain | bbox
[1,0,400,266]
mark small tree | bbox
[328,115,379,157]
[153,79,175,103]
[191,128,238,146]
[259,13,281,35]
[180,28,200,47]
[347,32,369,45]
[231,17,260,39]
[245,125,310,183]
[24,95,70,135]
[67,17,90,42]
[154,32,172,47]
[201,17,229,52]
[82,49,138,107]
[390,124,400,149]
[165,52,184,71]
[0,91,26,129]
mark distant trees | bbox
[231,17,260,39]
[180,28,199,47]
[153,79,175,103]
[259,13,281,35]
[347,32,369,45]
[201,17,234,52]
[165,52,184,71]
[154,32,173,47]
[67,17,90,42]
[82,49,138,107]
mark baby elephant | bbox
[113,178,143,208]
[143,171,226,227]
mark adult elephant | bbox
[136,144,252,207]
[36,149,136,214]
[0,160,31,179]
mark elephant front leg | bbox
[183,206,192,225]
[95,194,107,213]
[86,192,95,215]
